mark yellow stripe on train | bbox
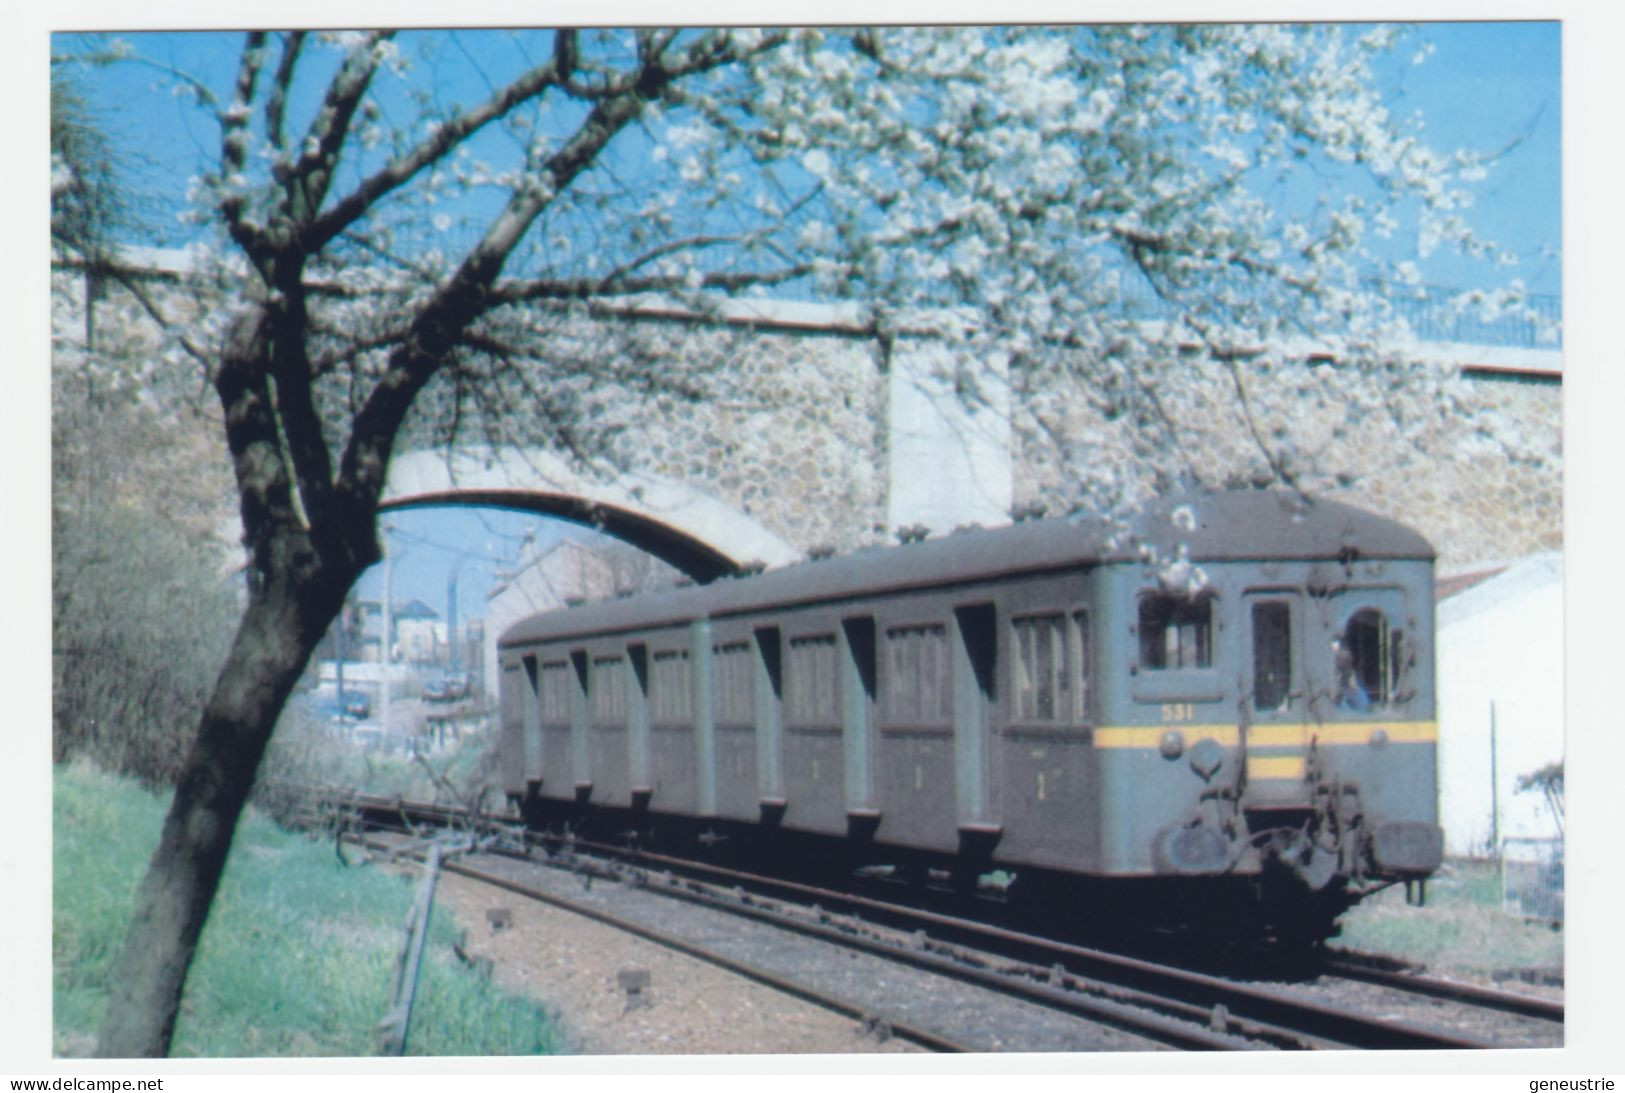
[1247,756,1307,780]
[1091,721,1437,749]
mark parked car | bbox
[423,675,471,703]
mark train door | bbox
[711,633,761,821]
[497,655,532,799]
[569,651,590,799]
[627,644,651,802]
[1242,591,1311,804]
[840,616,879,832]
[782,628,846,833]
[521,654,542,788]
[691,619,717,817]
[951,603,997,839]
[753,627,785,811]
[536,658,575,802]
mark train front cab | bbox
[1095,556,1443,923]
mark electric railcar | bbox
[497,491,1443,941]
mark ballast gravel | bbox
[426,868,923,1055]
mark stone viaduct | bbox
[53,258,1561,580]
[379,294,1561,579]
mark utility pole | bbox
[1489,701,1500,857]
[447,558,464,675]
[336,598,348,716]
[382,526,394,744]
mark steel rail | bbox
[339,792,1498,1050]
[555,854,1308,1051]
[354,835,973,1054]
[1322,957,1564,1023]
[524,832,1492,1050]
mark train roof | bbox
[499,492,1434,648]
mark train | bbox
[497,490,1443,944]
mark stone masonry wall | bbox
[1008,353,1562,572]
[592,308,1563,572]
[59,269,1560,573]
[587,318,892,557]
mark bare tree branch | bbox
[281,31,393,228]
[332,30,779,512]
[304,47,566,254]
[264,31,306,157]
[218,32,269,252]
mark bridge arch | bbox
[380,448,802,583]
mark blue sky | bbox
[61,23,1561,295]
[355,505,600,624]
[1389,21,1561,294]
[51,22,1564,622]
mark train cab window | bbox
[1138,594,1213,670]
[786,634,839,725]
[590,656,627,722]
[713,641,755,724]
[884,624,950,723]
[650,649,691,723]
[1335,608,1405,711]
[1251,602,1292,711]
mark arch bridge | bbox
[379,447,801,584]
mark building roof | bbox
[393,598,441,620]
[1435,566,1509,602]
[1436,553,1563,627]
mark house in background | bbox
[392,598,445,664]
[1434,552,1564,857]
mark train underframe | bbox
[510,783,1438,951]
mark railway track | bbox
[355,832,976,1052]
[1320,950,1564,1023]
[313,789,1558,1052]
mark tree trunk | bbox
[94,563,348,1057]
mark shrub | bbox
[52,498,238,786]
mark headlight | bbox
[1188,737,1224,780]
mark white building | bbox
[1435,553,1564,856]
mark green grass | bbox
[1335,859,1563,980]
[54,760,562,1057]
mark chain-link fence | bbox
[1502,836,1564,923]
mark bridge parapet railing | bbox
[1113,274,1562,351]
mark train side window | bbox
[1010,612,1091,722]
[1071,610,1092,721]
[1336,608,1406,710]
[1138,593,1213,670]
[650,649,691,723]
[713,641,755,724]
[1012,613,1069,721]
[538,660,571,722]
[1251,602,1292,711]
[884,624,950,723]
[591,656,627,722]
[786,634,839,725]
